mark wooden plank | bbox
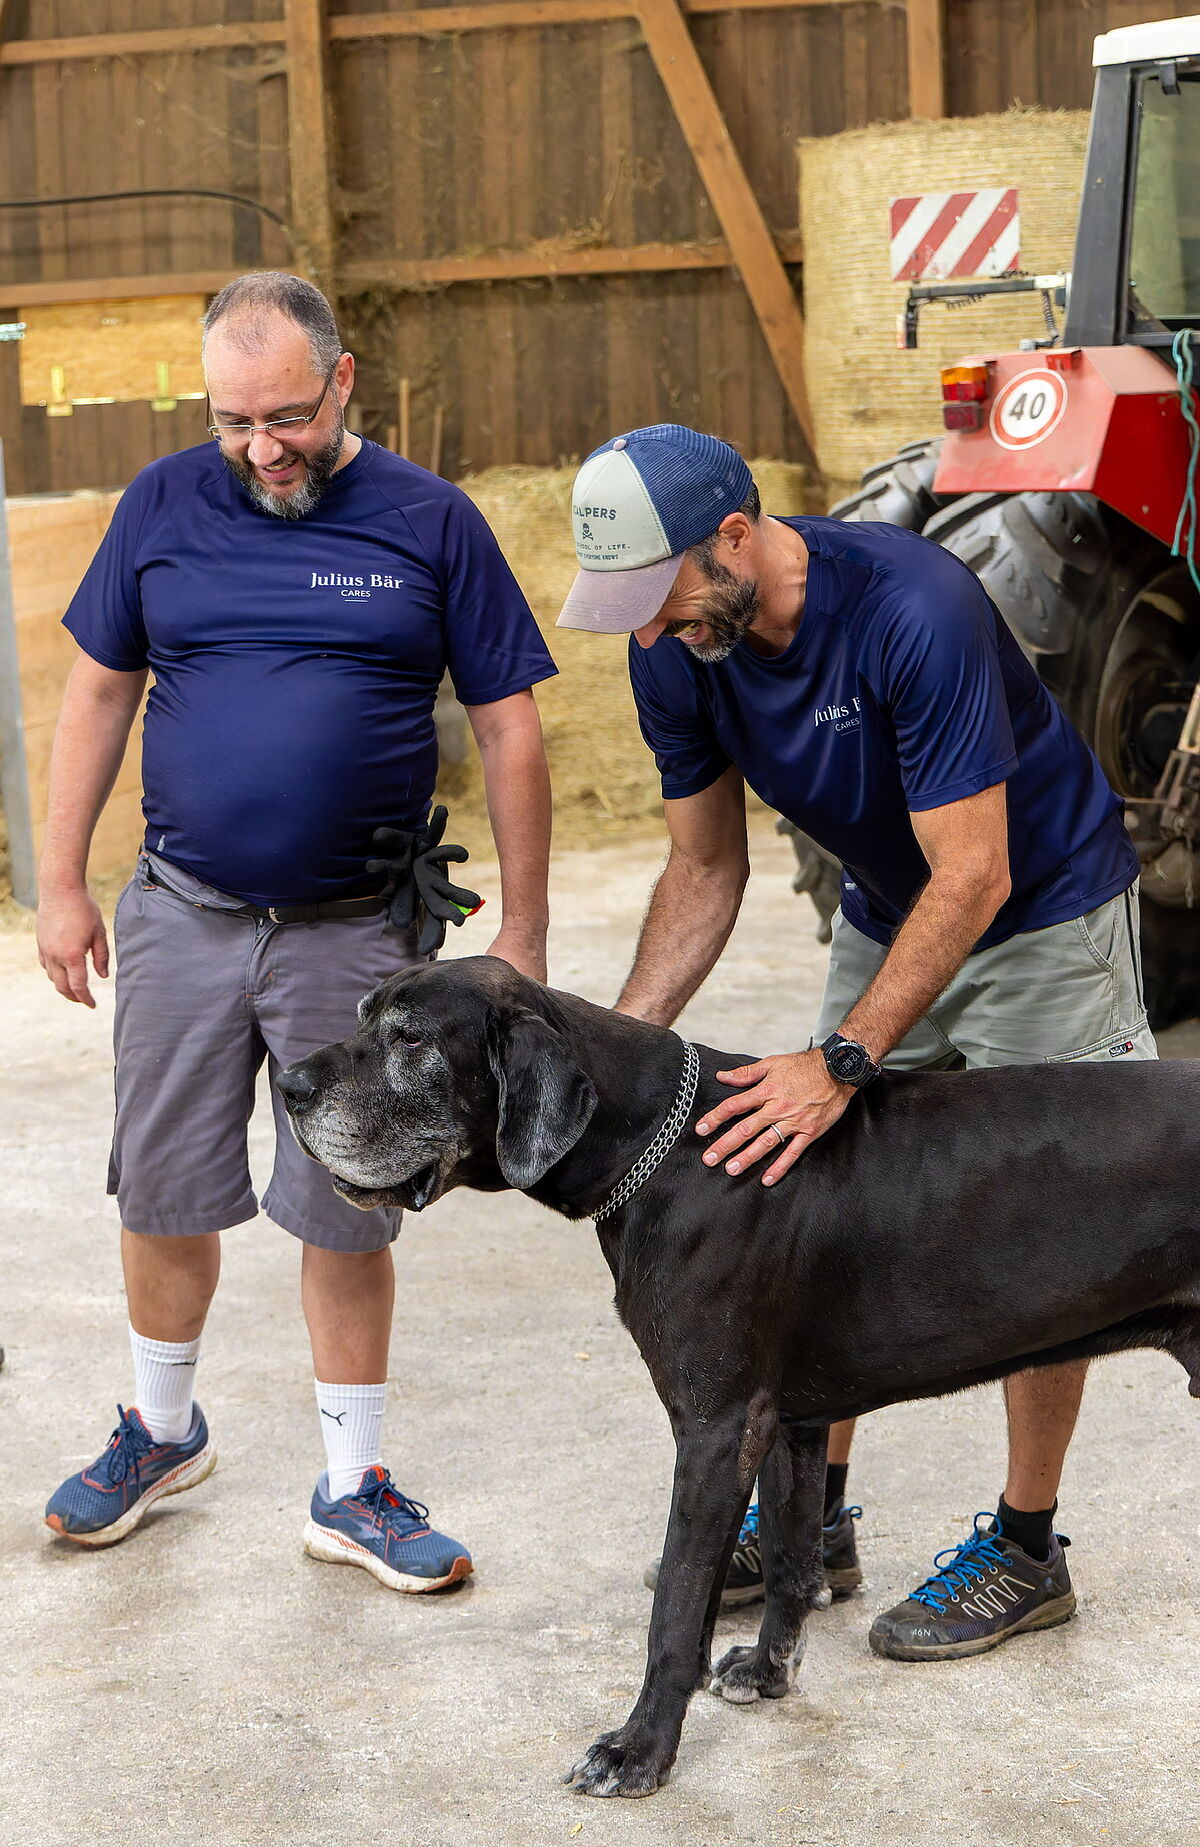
[333,0,885,31]
[342,232,803,289]
[0,269,238,309]
[18,297,207,409]
[0,235,806,315]
[906,0,945,118]
[284,0,337,289]
[0,21,287,63]
[633,0,815,458]
[0,1,889,65]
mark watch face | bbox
[827,1039,870,1084]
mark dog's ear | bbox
[487,1009,598,1189]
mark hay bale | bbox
[799,108,1090,482]
[453,460,813,842]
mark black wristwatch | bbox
[820,1032,881,1089]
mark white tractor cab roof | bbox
[1093,14,1200,67]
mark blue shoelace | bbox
[101,1405,155,1487]
[737,1500,862,1545]
[354,1469,429,1531]
[910,1512,1010,1614]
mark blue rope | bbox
[1171,328,1200,599]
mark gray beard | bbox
[671,563,760,663]
[223,414,345,520]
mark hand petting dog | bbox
[696,1048,853,1184]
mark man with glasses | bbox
[38,272,556,1591]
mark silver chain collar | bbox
[592,1039,701,1223]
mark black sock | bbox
[824,1462,849,1521]
[996,1494,1055,1562]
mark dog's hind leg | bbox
[565,1410,760,1798]
[709,1422,827,1705]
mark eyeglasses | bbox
[206,361,339,444]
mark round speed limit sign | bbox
[989,369,1068,449]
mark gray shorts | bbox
[108,852,422,1250]
[814,883,1158,1068]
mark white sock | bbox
[315,1380,387,1501]
[129,1325,200,1444]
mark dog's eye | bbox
[388,1023,424,1049]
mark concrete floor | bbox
[2,816,1198,1847]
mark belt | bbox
[246,895,386,925]
[140,851,386,925]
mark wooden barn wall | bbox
[0,0,1197,491]
[332,5,909,472]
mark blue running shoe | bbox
[304,1465,473,1593]
[45,1404,216,1547]
[869,1511,1074,1661]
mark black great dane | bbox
[276,956,1200,1798]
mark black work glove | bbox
[367,806,482,956]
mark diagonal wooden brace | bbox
[635,0,816,464]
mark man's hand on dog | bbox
[696,1048,852,1185]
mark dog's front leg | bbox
[710,1421,827,1704]
[565,1414,755,1798]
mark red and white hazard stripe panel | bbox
[889,188,1020,281]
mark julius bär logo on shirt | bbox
[814,695,861,734]
[309,569,405,600]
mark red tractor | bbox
[810,15,1200,1025]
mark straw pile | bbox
[799,108,1089,483]
[446,460,814,844]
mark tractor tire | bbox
[925,492,1200,1028]
[828,437,949,529]
[923,490,1112,657]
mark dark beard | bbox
[221,412,345,520]
[668,560,760,663]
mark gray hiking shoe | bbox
[643,1500,863,1609]
[868,1512,1075,1662]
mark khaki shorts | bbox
[108,852,423,1250]
[814,884,1158,1069]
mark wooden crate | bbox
[0,457,138,905]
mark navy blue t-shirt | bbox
[629,517,1137,950]
[64,440,557,905]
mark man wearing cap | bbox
[558,422,1153,1662]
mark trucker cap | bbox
[556,424,753,633]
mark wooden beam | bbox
[0,21,285,64]
[334,1,634,34]
[329,0,861,36]
[0,234,805,310]
[0,1,886,66]
[342,231,803,289]
[905,0,946,119]
[0,269,238,309]
[284,0,337,292]
[633,0,815,459]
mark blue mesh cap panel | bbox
[586,425,753,555]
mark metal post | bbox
[0,441,37,906]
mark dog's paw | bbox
[709,1640,801,1704]
[563,1729,670,1798]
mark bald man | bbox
[40,272,555,1591]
